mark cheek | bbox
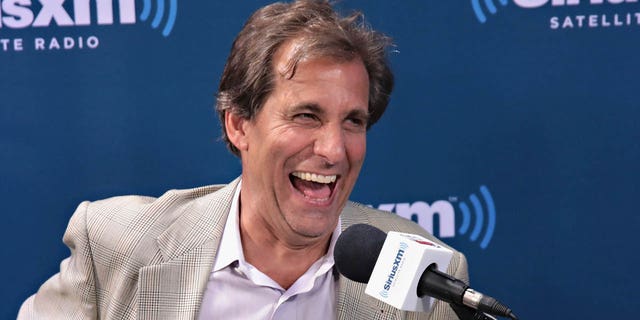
[267,131,313,170]
[273,130,307,154]
[346,134,367,167]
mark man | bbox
[19,1,468,319]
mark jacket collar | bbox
[137,178,240,319]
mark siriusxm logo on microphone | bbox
[376,185,496,250]
[471,0,640,30]
[379,241,409,298]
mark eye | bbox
[345,116,368,131]
[348,117,364,126]
[293,112,320,125]
[296,113,316,120]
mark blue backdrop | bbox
[2,0,638,318]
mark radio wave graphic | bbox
[140,0,178,37]
[471,0,508,23]
[457,186,496,249]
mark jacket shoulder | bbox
[85,184,226,234]
[79,183,230,272]
[88,184,227,218]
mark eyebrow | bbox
[290,102,324,115]
[289,103,370,121]
[348,109,371,122]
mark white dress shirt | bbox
[197,181,341,320]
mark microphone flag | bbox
[365,231,453,312]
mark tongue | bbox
[292,177,332,199]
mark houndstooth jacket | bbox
[18,178,468,319]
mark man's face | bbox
[236,45,370,242]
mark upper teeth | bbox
[292,172,337,184]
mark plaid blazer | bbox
[19,178,468,319]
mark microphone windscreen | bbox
[334,223,387,283]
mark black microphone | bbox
[334,224,518,320]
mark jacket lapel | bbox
[137,179,240,320]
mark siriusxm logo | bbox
[0,0,177,36]
[379,242,408,299]
[472,0,508,24]
[1,0,177,52]
[377,185,496,249]
[0,0,136,28]
[140,0,177,37]
[514,0,638,7]
[471,0,640,29]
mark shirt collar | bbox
[213,180,244,272]
[213,180,342,273]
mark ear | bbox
[225,110,250,152]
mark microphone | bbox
[334,224,518,320]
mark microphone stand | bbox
[450,303,497,320]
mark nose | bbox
[314,123,346,165]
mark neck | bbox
[239,208,334,289]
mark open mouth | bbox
[289,171,338,202]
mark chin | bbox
[288,216,337,239]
